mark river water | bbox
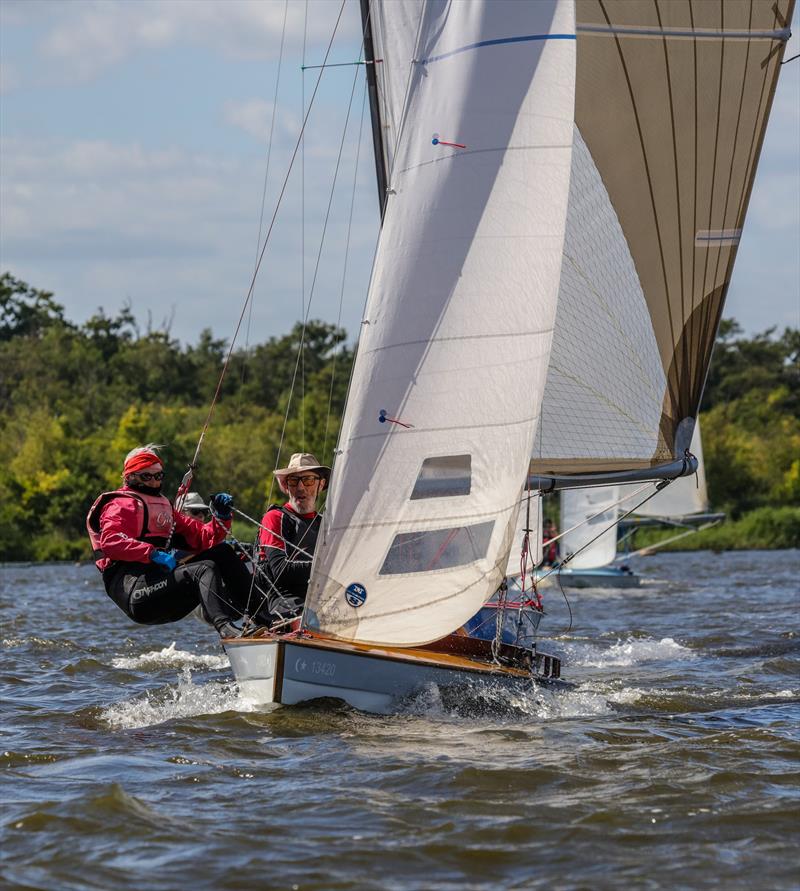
[1,551,798,890]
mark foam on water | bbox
[110,641,230,671]
[100,668,257,729]
[563,635,695,668]
[403,679,617,721]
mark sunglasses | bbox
[135,471,165,481]
[286,474,321,488]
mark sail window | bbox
[379,521,494,575]
[410,455,472,500]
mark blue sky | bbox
[1,0,798,347]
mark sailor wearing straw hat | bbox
[258,453,330,624]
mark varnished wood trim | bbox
[274,641,285,703]
[289,633,530,679]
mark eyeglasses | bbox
[286,474,321,488]
[135,471,165,481]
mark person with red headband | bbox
[86,443,247,638]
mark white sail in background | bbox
[305,0,576,645]
[561,486,621,570]
[531,0,793,477]
[634,424,709,519]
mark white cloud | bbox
[223,98,299,142]
[0,130,379,343]
[14,0,359,86]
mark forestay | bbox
[531,0,793,477]
[305,0,576,646]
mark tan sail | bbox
[532,0,793,477]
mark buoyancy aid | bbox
[260,504,320,562]
[86,488,174,572]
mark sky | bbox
[1,0,798,348]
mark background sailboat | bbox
[225,0,793,713]
[539,425,722,588]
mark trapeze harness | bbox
[86,488,235,627]
[86,488,173,574]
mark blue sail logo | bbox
[344,583,367,608]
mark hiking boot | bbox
[216,621,241,640]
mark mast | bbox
[359,0,389,220]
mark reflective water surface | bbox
[1,551,798,890]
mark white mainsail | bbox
[560,486,621,570]
[305,0,577,645]
[532,0,793,478]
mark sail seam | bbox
[560,251,663,401]
[362,328,554,355]
[420,33,576,65]
[576,24,790,41]
[597,0,677,441]
[706,1,755,411]
[655,0,689,429]
[348,414,540,443]
[545,363,658,439]
[397,142,573,174]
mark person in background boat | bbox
[542,519,559,566]
[257,453,329,627]
[179,491,209,520]
[86,444,246,638]
[177,489,268,627]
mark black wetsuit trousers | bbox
[103,543,256,630]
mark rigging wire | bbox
[183,0,348,487]
[239,0,289,400]
[323,75,369,458]
[267,33,368,510]
[301,0,309,451]
[537,479,674,590]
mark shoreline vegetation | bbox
[625,507,800,553]
[2,273,798,562]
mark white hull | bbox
[225,634,561,714]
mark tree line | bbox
[0,273,353,559]
[1,272,797,560]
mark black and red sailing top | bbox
[257,504,321,601]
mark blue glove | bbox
[209,492,234,520]
[151,549,177,572]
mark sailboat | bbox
[537,425,721,588]
[224,0,793,712]
[544,484,641,588]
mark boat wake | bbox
[99,668,256,730]
[110,642,230,671]
[556,635,695,668]
[401,678,617,721]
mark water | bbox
[2,551,798,890]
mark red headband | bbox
[124,451,161,475]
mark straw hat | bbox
[273,453,330,480]
[182,492,209,511]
